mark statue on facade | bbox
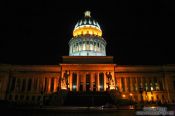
[61,70,70,90]
[106,72,112,91]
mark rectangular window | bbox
[0,80,2,90]
[72,73,77,91]
[86,74,90,91]
[27,78,32,91]
[21,79,26,92]
[10,77,16,92]
[16,79,21,92]
[33,78,38,91]
[127,78,130,92]
[99,73,104,91]
[50,78,54,92]
[44,78,48,92]
[121,77,125,92]
[133,78,136,92]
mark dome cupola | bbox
[73,11,102,37]
[69,11,106,56]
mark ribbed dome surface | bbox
[73,11,102,37]
[74,17,101,30]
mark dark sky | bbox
[1,0,175,65]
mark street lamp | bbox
[129,93,133,102]
[129,93,134,109]
[122,94,126,98]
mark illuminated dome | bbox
[69,11,106,56]
[73,11,102,37]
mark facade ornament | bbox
[106,72,112,90]
[106,72,115,90]
[61,70,70,90]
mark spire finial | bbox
[84,11,91,17]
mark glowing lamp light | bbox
[122,94,126,98]
[129,93,133,96]
[151,106,156,109]
[61,87,67,90]
[73,85,76,89]
[151,94,153,98]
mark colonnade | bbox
[61,71,115,92]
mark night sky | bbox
[1,0,175,65]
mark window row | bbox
[70,41,105,53]
[120,77,164,92]
[8,77,55,93]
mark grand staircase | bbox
[64,91,113,106]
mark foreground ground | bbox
[0,106,136,116]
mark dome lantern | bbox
[84,11,91,17]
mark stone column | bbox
[83,72,86,91]
[45,78,48,93]
[161,77,165,90]
[135,77,138,92]
[118,77,122,92]
[125,77,128,92]
[111,71,115,89]
[48,78,51,93]
[77,72,79,92]
[8,77,12,92]
[53,77,56,92]
[96,72,99,91]
[90,72,93,91]
[25,78,28,93]
[104,72,106,91]
[130,77,133,92]
[69,72,72,91]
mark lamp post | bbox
[129,93,133,103]
[129,93,133,109]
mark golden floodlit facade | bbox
[0,11,175,105]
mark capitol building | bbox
[0,11,175,105]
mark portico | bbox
[60,56,115,92]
